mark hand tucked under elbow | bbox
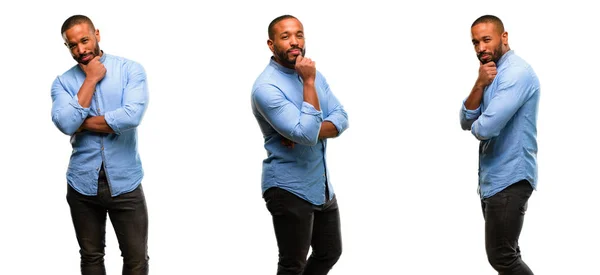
[460,119,474,131]
[472,125,498,141]
[281,138,295,149]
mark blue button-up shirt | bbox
[460,50,540,199]
[51,53,149,197]
[251,58,349,205]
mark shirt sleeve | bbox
[320,75,348,136]
[471,67,536,140]
[252,83,323,146]
[104,61,149,135]
[459,99,481,131]
[51,76,90,136]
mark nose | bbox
[289,35,299,47]
[477,43,487,53]
[77,44,86,55]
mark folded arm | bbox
[253,84,323,146]
[459,100,482,131]
[318,76,348,139]
[51,77,92,136]
[102,62,149,135]
[78,116,114,133]
[460,62,496,131]
[471,68,534,140]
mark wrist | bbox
[303,79,315,85]
[84,76,100,85]
[473,81,486,91]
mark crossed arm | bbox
[253,79,348,146]
[51,62,149,136]
[459,67,534,140]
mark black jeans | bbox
[264,187,342,275]
[66,168,149,275]
[481,180,534,275]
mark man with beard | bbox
[251,15,349,275]
[460,15,540,275]
[51,15,149,275]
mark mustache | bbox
[78,53,93,60]
[478,51,492,58]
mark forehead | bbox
[63,23,93,41]
[471,22,499,38]
[273,18,303,34]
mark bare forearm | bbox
[464,84,485,110]
[80,116,114,133]
[77,79,98,108]
[303,81,320,111]
[319,121,338,139]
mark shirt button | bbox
[101,147,104,150]
[97,108,100,112]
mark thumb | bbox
[484,61,496,67]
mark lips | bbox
[80,54,93,62]
[479,52,492,60]
[288,49,301,55]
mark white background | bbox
[1,0,598,274]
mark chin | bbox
[79,58,93,65]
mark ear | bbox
[95,29,101,43]
[501,31,508,45]
[62,32,70,48]
[267,39,274,53]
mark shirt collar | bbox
[99,50,107,63]
[269,57,296,75]
[497,49,513,68]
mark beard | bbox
[273,44,306,68]
[75,42,101,65]
[477,42,503,64]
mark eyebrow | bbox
[279,30,303,35]
[472,35,492,43]
[71,36,89,43]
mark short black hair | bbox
[61,15,95,35]
[268,15,298,40]
[471,15,505,33]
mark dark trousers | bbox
[481,180,534,275]
[264,187,342,275]
[66,168,149,275]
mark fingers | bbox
[281,138,295,149]
[480,62,497,74]
[480,61,496,69]
[295,54,316,81]
[477,61,497,86]
[81,56,101,68]
[296,54,314,66]
[306,57,314,66]
[483,61,496,67]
